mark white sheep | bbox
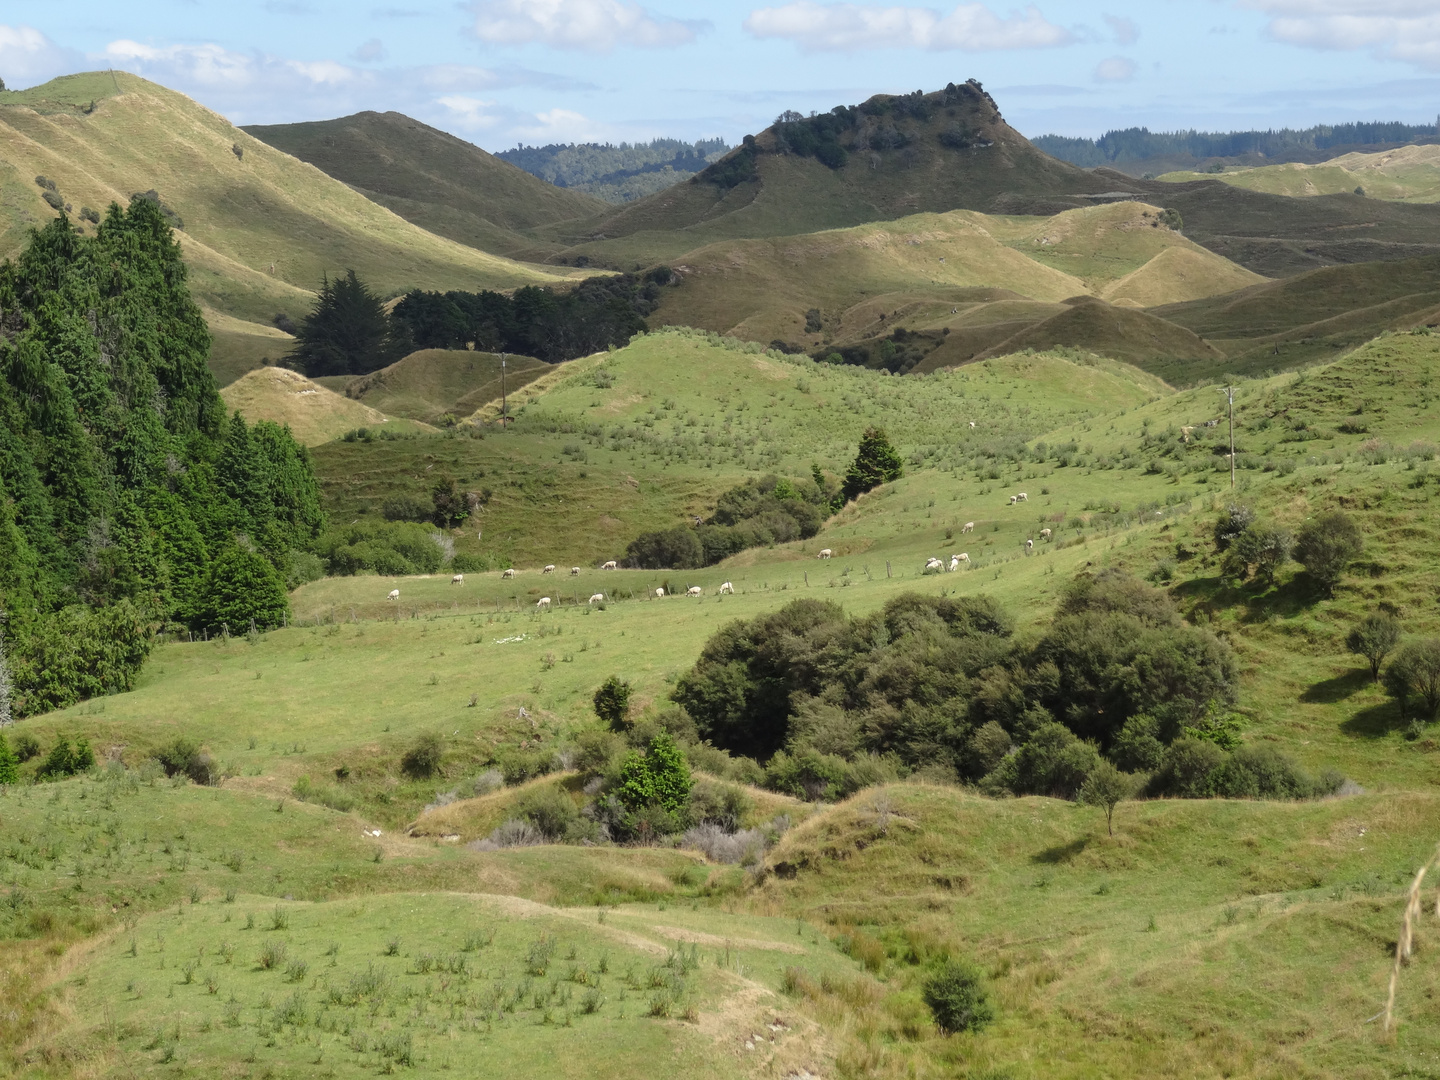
[537,597,551,609]
[450,574,464,585]
[1009,495,1018,505]
[588,593,605,604]
[542,564,556,574]
[570,566,580,576]
[502,568,516,579]
[686,586,703,597]
[969,421,976,429]
[962,521,975,534]
[956,552,971,566]
[387,589,400,601]
[924,557,944,574]
[949,554,961,572]
[719,582,735,595]
[601,560,618,570]
[1040,528,1053,541]
[817,548,833,559]
[1025,538,1034,552]
[1017,492,1028,502]
[655,587,666,598]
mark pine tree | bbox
[840,427,903,504]
[195,544,290,634]
[288,270,407,376]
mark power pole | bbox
[500,354,507,426]
[1223,384,1236,490]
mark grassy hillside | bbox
[0,73,586,328]
[243,112,607,261]
[1159,144,1440,204]
[334,349,554,425]
[219,366,434,446]
[650,202,1264,359]
[8,325,1440,1077]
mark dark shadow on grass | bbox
[1032,837,1089,865]
[1300,668,1371,704]
[1339,699,1406,739]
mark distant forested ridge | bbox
[0,201,324,717]
[1035,121,1439,167]
[496,138,729,203]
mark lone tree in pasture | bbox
[922,960,994,1035]
[593,675,633,730]
[1348,612,1402,682]
[1293,511,1363,596]
[840,426,903,505]
[401,732,445,778]
[1384,638,1440,722]
[430,474,470,528]
[1079,759,1135,836]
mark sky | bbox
[3,1,1440,151]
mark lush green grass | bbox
[9,323,1440,1079]
[338,349,553,425]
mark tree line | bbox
[1034,120,1438,167]
[0,201,324,717]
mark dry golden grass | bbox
[219,365,433,445]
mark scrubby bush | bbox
[1348,612,1401,682]
[450,553,490,574]
[593,676,632,729]
[286,550,325,590]
[400,732,445,778]
[12,731,40,762]
[1294,511,1363,595]
[616,732,692,815]
[686,776,753,829]
[1213,504,1255,552]
[681,822,769,865]
[0,734,19,785]
[495,748,554,785]
[1221,523,1292,587]
[472,819,545,850]
[922,960,994,1034]
[154,737,219,786]
[1078,760,1136,835]
[381,494,432,522]
[1384,638,1440,720]
[982,722,1100,798]
[37,736,94,780]
[318,521,446,576]
[516,786,582,840]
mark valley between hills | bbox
[1,70,1440,1080]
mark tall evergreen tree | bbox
[288,270,408,376]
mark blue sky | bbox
[4,2,1440,151]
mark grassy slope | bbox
[1158,144,1440,203]
[243,111,608,261]
[10,330,1440,1078]
[219,366,434,446]
[0,72,585,327]
[336,349,554,425]
[650,203,1264,351]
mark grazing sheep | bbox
[655,587,666,598]
[450,574,464,585]
[543,564,556,574]
[502,568,516,579]
[818,548,833,559]
[969,421,976,429]
[1017,492,1028,502]
[924,557,944,574]
[719,581,735,595]
[570,566,580,576]
[948,554,961,572]
[1040,528,1053,541]
[387,589,400,601]
[686,586,703,597]
[588,593,605,604]
[956,552,971,566]
[536,597,551,609]
[1025,538,1034,552]
[962,521,975,534]
[601,560,618,570]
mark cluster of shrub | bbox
[0,730,215,786]
[624,429,903,569]
[0,202,325,717]
[673,573,1344,803]
[816,327,942,375]
[1212,503,1364,596]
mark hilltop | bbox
[243,112,608,261]
[0,72,589,384]
[322,348,554,425]
[219,365,434,445]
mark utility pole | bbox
[500,353,507,427]
[1222,384,1236,490]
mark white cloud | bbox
[1093,55,1136,82]
[0,24,86,88]
[1103,14,1138,46]
[468,0,707,51]
[741,2,1073,52]
[1241,1,1440,69]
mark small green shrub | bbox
[593,676,633,729]
[400,732,444,778]
[922,959,994,1034]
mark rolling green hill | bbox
[1158,144,1440,204]
[649,202,1264,360]
[0,72,590,388]
[243,111,609,261]
[332,349,554,425]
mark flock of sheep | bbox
[382,489,1052,606]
